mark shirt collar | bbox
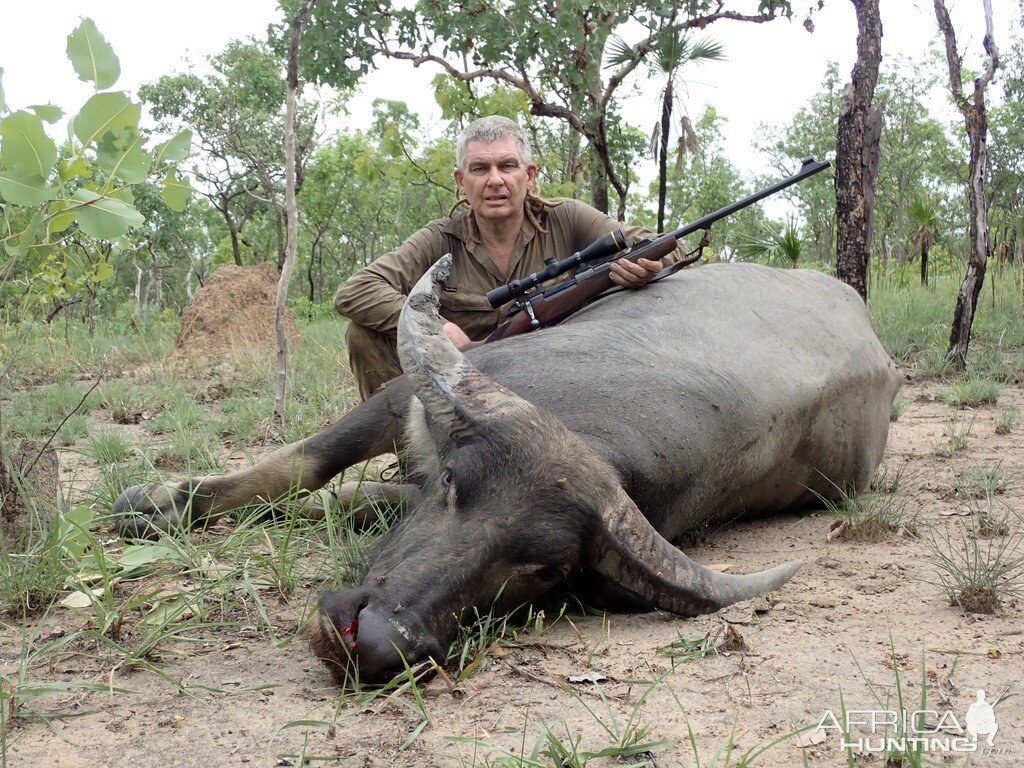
[441,205,537,250]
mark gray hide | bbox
[455,262,899,540]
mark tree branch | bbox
[933,0,969,112]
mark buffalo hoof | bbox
[112,482,199,539]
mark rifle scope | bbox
[485,229,627,308]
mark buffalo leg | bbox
[297,481,422,528]
[114,378,413,538]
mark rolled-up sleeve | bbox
[333,225,446,334]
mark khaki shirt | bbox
[334,198,684,341]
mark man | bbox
[335,115,685,400]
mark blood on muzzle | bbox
[311,588,444,684]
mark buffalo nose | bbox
[315,589,445,684]
[354,606,444,683]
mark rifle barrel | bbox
[670,157,830,239]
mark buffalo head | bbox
[309,256,800,684]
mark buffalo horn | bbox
[588,486,801,615]
[397,255,477,442]
[398,255,528,445]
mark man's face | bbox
[454,137,537,225]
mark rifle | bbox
[470,157,830,348]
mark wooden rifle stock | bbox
[464,235,678,350]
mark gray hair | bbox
[455,116,532,171]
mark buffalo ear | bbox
[586,485,801,616]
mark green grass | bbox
[995,407,1019,435]
[815,483,918,541]
[0,511,71,617]
[954,460,1012,499]
[938,414,973,455]
[967,494,1013,537]
[656,632,717,666]
[870,460,908,494]
[935,377,1002,408]
[889,395,909,421]
[94,380,152,424]
[450,680,675,767]
[869,271,1024,380]
[83,429,136,465]
[0,318,176,389]
[928,518,1024,613]
[4,382,94,444]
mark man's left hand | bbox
[609,257,662,288]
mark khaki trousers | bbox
[346,322,403,402]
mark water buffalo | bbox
[115,259,900,683]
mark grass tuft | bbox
[953,460,1011,499]
[935,415,973,455]
[935,378,1001,408]
[928,519,1024,614]
[817,483,918,542]
[889,395,908,422]
[994,407,1019,435]
[83,429,136,465]
[656,632,717,667]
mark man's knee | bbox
[345,322,401,401]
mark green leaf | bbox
[73,92,140,153]
[66,18,121,90]
[0,166,56,206]
[105,134,151,184]
[70,188,145,238]
[160,169,191,211]
[92,260,114,282]
[0,67,7,114]
[0,110,58,178]
[19,210,43,253]
[154,130,192,164]
[29,104,64,123]
[59,506,94,559]
[48,200,76,234]
[60,588,103,609]
[117,542,182,569]
[59,156,92,181]
[74,93,150,181]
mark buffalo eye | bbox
[533,566,562,584]
[440,468,453,488]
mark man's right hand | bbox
[443,321,472,349]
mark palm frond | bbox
[655,31,725,72]
[604,35,647,69]
[688,37,727,63]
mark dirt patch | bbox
[3,384,1023,767]
[172,262,300,358]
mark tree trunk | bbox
[934,0,999,370]
[228,219,243,266]
[590,146,610,215]
[947,109,991,368]
[920,242,929,286]
[835,0,883,302]
[657,85,673,233]
[275,0,318,422]
[0,401,12,514]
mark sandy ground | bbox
[2,382,1022,768]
